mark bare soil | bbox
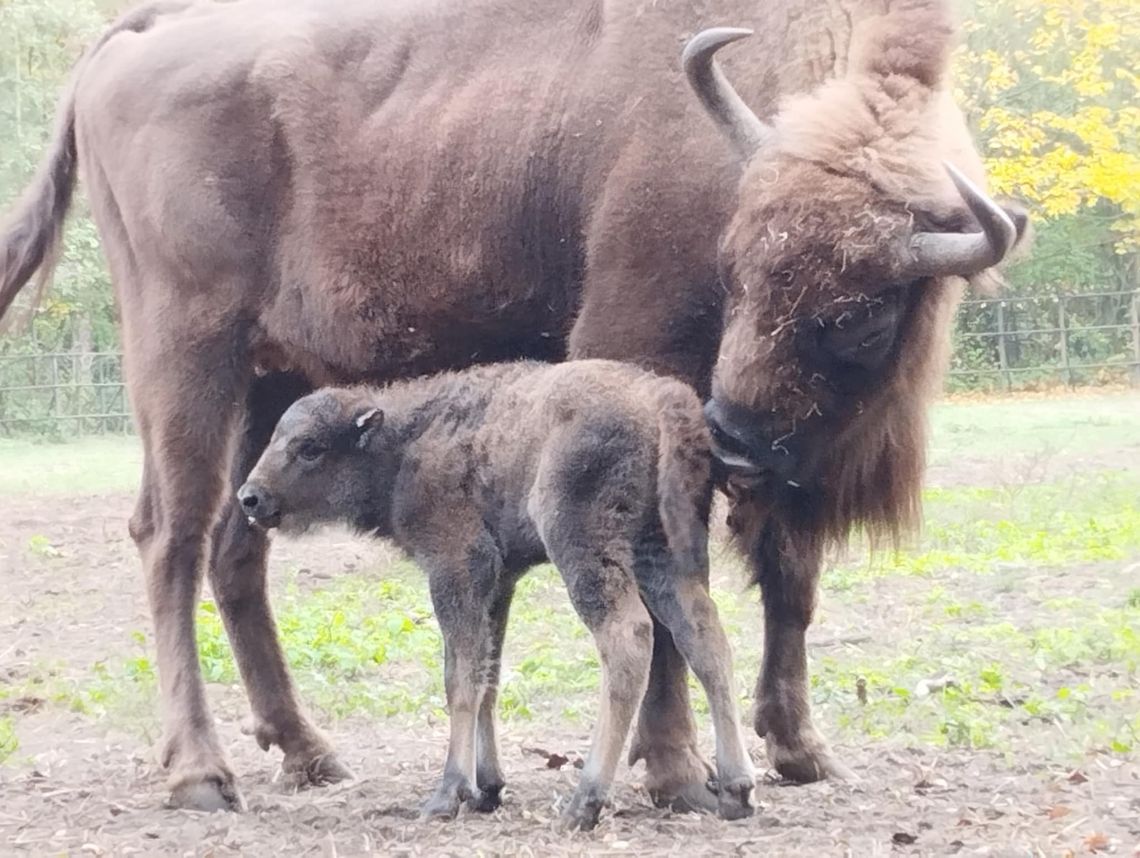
[2,493,1138,856]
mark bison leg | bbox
[468,581,515,813]
[626,623,719,813]
[126,338,246,812]
[635,536,754,820]
[207,372,353,789]
[752,522,854,783]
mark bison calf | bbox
[238,359,754,829]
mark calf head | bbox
[239,388,391,534]
[682,18,1029,542]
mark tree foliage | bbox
[0,0,112,348]
[956,0,1140,256]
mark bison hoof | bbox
[282,750,355,790]
[650,777,720,815]
[420,777,473,820]
[560,788,606,831]
[716,775,756,821]
[167,773,246,813]
[467,783,503,813]
[765,734,856,784]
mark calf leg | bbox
[419,533,504,819]
[541,505,654,831]
[636,533,754,819]
[561,572,654,831]
[421,639,484,819]
[469,581,515,813]
[207,372,352,788]
[751,521,853,782]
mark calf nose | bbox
[237,482,279,525]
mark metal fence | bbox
[0,350,132,435]
[1,290,1138,436]
[947,289,1140,391]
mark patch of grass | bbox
[928,392,1140,465]
[0,716,18,763]
[824,473,1140,591]
[812,599,1140,761]
[0,436,141,495]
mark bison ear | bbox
[353,407,384,449]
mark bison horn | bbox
[906,162,1018,277]
[682,27,775,159]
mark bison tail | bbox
[654,382,714,576]
[0,80,79,328]
[0,1,190,328]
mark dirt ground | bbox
[2,488,1138,856]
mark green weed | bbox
[0,716,17,764]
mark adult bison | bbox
[0,0,1026,813]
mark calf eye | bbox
[297,441,325,462]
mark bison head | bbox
[238,388,392,535]
[682,26,1027,537]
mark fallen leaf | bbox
[1047,805,1073,820]
[1068,769,1089,784]
[1083,832,1110,853]
[892,832,918,845]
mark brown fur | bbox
[0,0,1026,805]
[239,360,755,829]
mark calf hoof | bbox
[420,777,474,820]
[467,783,503,813]
[649,778,720,815]
[560,789,606,831]
[716,776,755,821]
[166,771,245,813]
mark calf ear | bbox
[353,407,385,449]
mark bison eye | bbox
[815,290,906,371]
[297,441,325,463]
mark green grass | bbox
[0,717,17,764]
[0,435,141,495]
[824,473,1140,591]
[928,391,1140,465]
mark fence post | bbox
[1058,296,1073,387]
[1131,290,1140,387]
[996,301,1011,391]
[50,354,59,427]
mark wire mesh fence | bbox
[1,290,1137,437]
[947,289,1140,391]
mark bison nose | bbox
[704,398,802,486]
[704,399,762,473]
[237,482,280,527]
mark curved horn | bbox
[907,162,1018,277]
[682,27,775,159]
